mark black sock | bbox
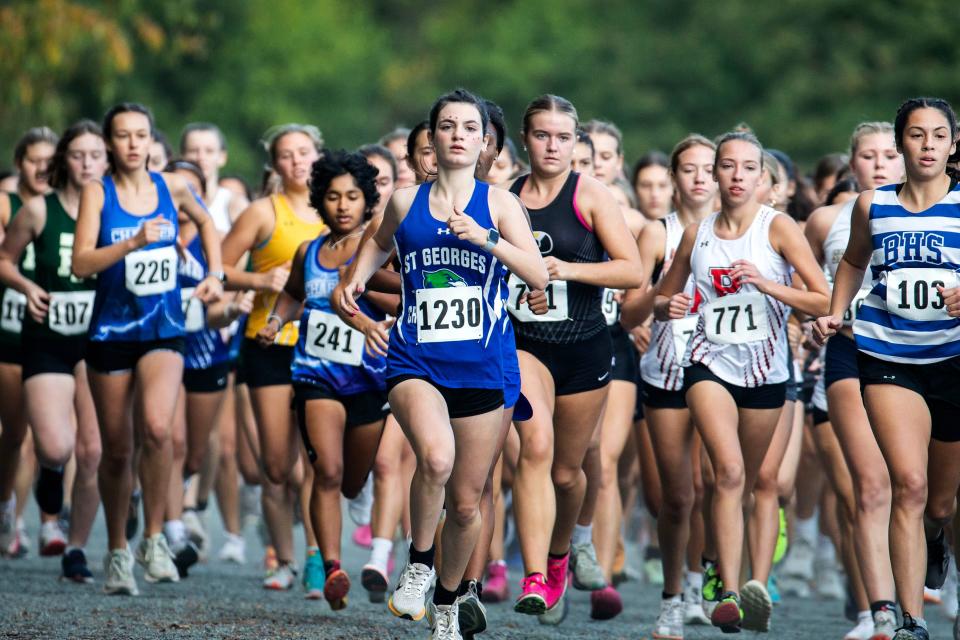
[548,550,568,560]
[870,600,897,616]
[196,500,208,513]
[408,543,435,569]
[433,582,458,606]
[663,591,680,600]
[323,559,340,575]
[458,580,483,598]
[35,466,64,515]
[644,546,662,561]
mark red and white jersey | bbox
[641,212,700,390]
[683,206,792,387]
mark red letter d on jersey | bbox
[709,267,740,297]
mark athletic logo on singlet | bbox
[709,267,740,297]
[533,231,553,255]
[423,269,466,288]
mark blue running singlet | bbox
[854,181,960,363]
[89,172,185,342]
[292,236,387,395]
[179,234,230,370]
[389,180,504,389]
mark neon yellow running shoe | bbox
[773,507,789,565]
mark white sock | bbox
[857,610,871,622]
[816,534,836,564]
[794,515,818,545]
[163,519,186,547]
[369,537,392,572]
[685,570,703,589]
[571,523,593,546]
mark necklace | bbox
[326,225,365,251]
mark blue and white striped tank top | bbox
[291,236,386,395]
[389,180,504,389]
[854,181,960,363]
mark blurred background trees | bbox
[2,0,957,178]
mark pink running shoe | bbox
[514,573,548,615]
[351,524,372,549]
[545,553,570,609]
[482,560,509,603]
[590,585,623,620]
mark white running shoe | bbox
[814,560,845,600]
[103,547,139,596]
[0,497,16,555]
[39,520,67,556]
[15,518,30,555]
[781,535,815,581]
[181,510,209,559]
[429,602,462,639]
[240,484,262,531]
[218,532,246,564]
[683,579,711,625]
[741,579,773,632]
[844,613,875,640]
[652,595,685,639]
[388,562,435,621]
[348,476,374,527]
[570,541,607,591]
[874,608,897,639]
[943,561,959,620]
[263,563,296,590]
[136,534,180,583]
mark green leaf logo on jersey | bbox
[423,269,467,288]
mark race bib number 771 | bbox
[702,292,770,345]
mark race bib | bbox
[842,288,871,327]
[48,290,95,336]
[702,292,770,345]
[0,288,25,334]
[125,246,177,296]
[670,315,699,359]
[506,273,569,323]
[304,309,363,366]
[602,288,620,326]
[179,287,205,333]
[415,286,483,343]
[886,268,958,321]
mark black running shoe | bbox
[173,541,199,579]
[925,528,949,589]
[61,548,94,583]
[894,612,930,639]
[126,490,141,541]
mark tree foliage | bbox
[2,0,957,179]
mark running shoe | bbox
[773,507,788,565]
[844,612,874,640]
[39,520,67,556]
[923,587,942,605]
[136,533,180,583]
[684,577,711,625]
[60,548,94,583]
[324,568,350,610]
[570,541,607,590]
[351,523,373,550]
[172,540,199,579]
[514,573,548,615]
[125,489,141,541]
[456,580,487,638]
[263,563,296,590]
[873,607,897,640]
[537,587,569,626]
[741,579,773,632]
[181,509,209,559]
[711,591,743,633]
[103,547,138,596]
[652,595,684,639]
[263,545,279,572]
[893,613,929,640]
[240,484,261,531]
[0,496,15,553]
[927,529,949,589]
[388,561,435,621]
[217,533,246,564]
[590,584,623,620]
[481,560,508,603]
[702,560,722,602]
[544,552,570,609]
[347,476,373,526]
[15,518,30,556]
[778,575,812,598]
[428,601,462,640]
[815,559,846,600]
[57,505,70,538]
[303,550,325,600]
[781,533,815,581]
[644,546,665,585]
[362,563,389,603]
[767,574,781,605]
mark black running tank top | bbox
[509,171,606,343]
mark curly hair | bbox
[309,149,380,224]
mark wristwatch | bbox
[482,228,500,252]
[208,270,227,283]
